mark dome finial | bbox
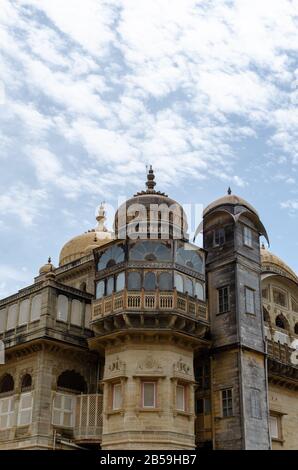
[227,187,232,195]
[96,202,107,232]
[146,165,156,193]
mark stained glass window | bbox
[176,246,203,273]
[129,242,171,261]
[97,245,125,270]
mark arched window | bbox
[127,272,141,290]
[21,374,32,392]
[116,272,125,292]
[159,272,172,291]
[97,245,125,270]
[71,300,82,326]
[129,241,171,261]
[294,323,298,335]
[263,307,270,323]
[0,308,6,334]
[57,295,68,322]
[176,246,203,273]
[96,281,105,299]
[0,374,14,394]
[57,370,87,394]
[275,314,288,330]
[19,299,30,326]
[144,272,156,291]
[195,282,204,300]
[6,304,17,330]
[174,273,184,292]
[31,294,42,322]
[184,278,194,296]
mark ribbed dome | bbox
[114,166,188,240]
[203,191,258,217]
[261,245,297,282]
[59,204,113,266]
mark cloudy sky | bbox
[0,0,297,298]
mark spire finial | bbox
[96,202,107,232]
[227,187,232,195]
[146,165,156,192]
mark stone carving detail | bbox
[173,357,190,375]
[137,355,162,372]
[108,356,125,374]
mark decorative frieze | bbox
[105,356,126,378]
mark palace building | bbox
[0,167,297,450]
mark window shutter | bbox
[143,382,156,408]
[269,416,278,439]
[176,385,185,411]
[0,396,15,429]
[52,393,76,428]
[18,392,33,426]
[112,384,122,410]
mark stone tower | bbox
[89,167,210,449]
[203,190,271,449]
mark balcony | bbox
[267,339,298,388]
[91,288,208,323]
[74,394,103,444]
[267,339,296,365]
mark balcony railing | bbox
[267,339,296,366]
[91,288,208,322]
[74,394,103,443]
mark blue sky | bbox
[0,0,297,298]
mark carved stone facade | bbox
[0,170,297,450]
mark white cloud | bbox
[0,184,48,226]
[0,0,297,223]
[281,200,298,211]
[0,264,34,299]
[19,0,115,57]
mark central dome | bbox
[59,204,113,266]
[261,245,297,282]
[114,166,188,240]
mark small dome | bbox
[39,257,55,275]
[203,190,258,217]
[261,245,297,282]
[59,204,113,266]
[114,166,188,239]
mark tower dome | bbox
[59,204,113,266]
[114,166,188,240]
[203,188,258,217]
